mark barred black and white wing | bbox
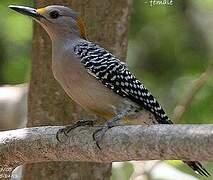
[74,41,172,124]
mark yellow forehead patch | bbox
[37,8,47,14]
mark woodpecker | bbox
[9,5,210,177]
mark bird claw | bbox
[92,119,119,150]
[56,119,94,142]
[92,126,109,150]
[56,127,69,142]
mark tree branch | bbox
[173,64,213,122]
[0,124,213,173]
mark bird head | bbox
[9,5,87,40]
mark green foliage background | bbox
[0,0,212,179]
[0,0,32,84]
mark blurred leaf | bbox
[111,162,134,180]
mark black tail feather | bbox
[184,161,210,177]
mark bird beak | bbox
[9,5,43,20]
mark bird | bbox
[9,5,210,177]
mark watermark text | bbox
[145,0,174,7]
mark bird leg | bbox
[93,107,132,150]
[56,119,94,142]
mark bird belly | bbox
[61,77,125,119]
[52,57,126,119]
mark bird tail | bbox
[184,161,210,177]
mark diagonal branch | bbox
[173,64,213,122]
[0,124,213,174]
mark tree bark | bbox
[22,0,132,179]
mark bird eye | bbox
[49,10,60,19]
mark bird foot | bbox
[93,121,119,150]
[56,119,94,142]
